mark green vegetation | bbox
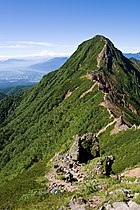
[0,85,34,96]
[99,127,140,173]
[0,35,140,209]
[0,91,6,100]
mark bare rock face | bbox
[69,135,82,162]
[69,133,100,163]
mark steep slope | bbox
[0,35,140,209]
[0,34,140,180]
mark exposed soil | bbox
[64,90,73,99]
[80,82,97,98]
[124,167,140,178]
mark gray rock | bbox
[69,133,100,163]
[69,196,86,210]
[112,202,129,210]
[69,136,82,162]
[128,200,140,210]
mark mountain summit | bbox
[0,35,140,209]
[62,35,140,125]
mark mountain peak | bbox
[64,34,122,75]
[62,35,140,125]
[84,34,124,71]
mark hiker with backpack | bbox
[66,171,73,183]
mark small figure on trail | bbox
[66,171,73,183]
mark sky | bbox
[0,0,140,60]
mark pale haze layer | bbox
[0,0,140,59]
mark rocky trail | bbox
[44,133,140,210]
[45,133,115,194]
[46,160,85,193]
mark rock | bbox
[69,135,82,162]
[101,201,140,210]
[105,155,114,175]
[103,203,113,210]
[111,116,129,134]
[69,195,86,210]
[99,207,107,210]
[128,201,140,210]
[122,189,134,199]
[112,202,129,210]
[69,133,100,163]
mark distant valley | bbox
[0,57,68,88]
[0,52,139,90]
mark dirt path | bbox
[96,118,116,137]
[64,90,73,99]
[124,167,140,178]
[80,82,97,98]
[46,164,85,193]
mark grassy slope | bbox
[0,35,140,209]
[99,126,140,172]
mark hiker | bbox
[66,171,73,183]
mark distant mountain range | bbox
[124,52,140,60]
[0,57,68,88]
[30,57,68,71]
[0,52,139,89]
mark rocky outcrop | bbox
[69,133,100,163]
[69,135,82,162]
[111,116,129,134]
[97,39,113,70]
[87,48,140,126]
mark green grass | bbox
[99,127,140,173]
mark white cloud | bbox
[0,50,71,60]
[16,41,52,47]
[0,44,27,49]
[0,55,12,60]
[0,41,52,49]
[0,40,75,60]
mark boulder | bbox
[112,202,129,210]
[128,201,140,210]
[69,135,82,162]
[101,201,140,210]
[69,133,100,163]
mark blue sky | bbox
[0,0,140,59]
